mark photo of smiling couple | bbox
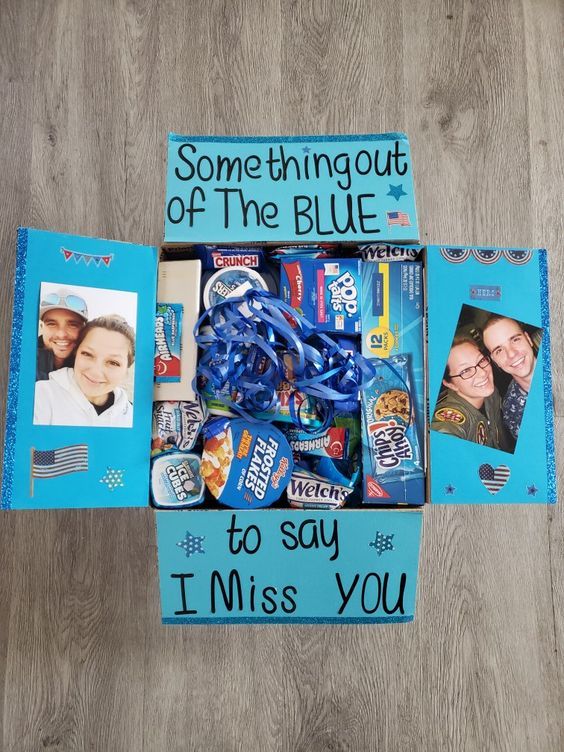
[431,304,542,454]
[34,282,138,428]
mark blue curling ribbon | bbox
[194,289,414,433]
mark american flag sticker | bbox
[386,211,411,227]
[31,444,88,496]
[478,463,510,495]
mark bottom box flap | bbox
[156,509,422,624]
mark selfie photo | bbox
[430,304,542,454]
[34,282,138,428]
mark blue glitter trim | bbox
[539,249,557,504]
[169,132,409,144]
[162,615,414,625]
[1,227,28,510]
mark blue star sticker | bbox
[445,484,456,495]
[369,531,395,556]
[177,531,205,558]
[302,146,311,154]
[99,467,125,491]
[527,484,538,496]
[387,184,407,201]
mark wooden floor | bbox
[1,1,563,750]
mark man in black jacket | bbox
[36,289,88,381]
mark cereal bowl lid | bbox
[201,418,294,509]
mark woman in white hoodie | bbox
[34,315,135,428]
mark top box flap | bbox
[2,228,158,510]
[164,134,419,244]
[426,246,556,504]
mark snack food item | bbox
[359,243,422,262]
[280,258,361,333]
[360,260,425,505]
[287,468,355,510]
[360,354,424,504]
[282,426,348,460]
[151,452,205,508]
[154,259,201,402]
[201,419,293,509]
[154,303,182,382]
[151,399,208,455]
[203,267,269,310]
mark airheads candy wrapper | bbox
[287,468,355,510]
[152,399,208,454]
[201,419,294,509]
[154,303,182,382]
[360,354,425,505]
[282,426,348,460]
[280,258,361,333]
[151,452,205,508]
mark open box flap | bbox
[426,246,556,504]
[2,228,158,510]
[156,508,423,624]
[164,134,419,245]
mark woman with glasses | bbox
[34,315,135,428]
[431,335,509,450]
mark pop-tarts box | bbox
[279,257,361,334]
[360,261,425,505]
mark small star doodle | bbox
[527,484,538,496]
[99,467,125,491]
[369,531,395,556]
[386,183,407,201]
[177,531,206,558]
[445,484,456,495]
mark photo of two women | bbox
[33,282,138,428]
[431,304,542,454]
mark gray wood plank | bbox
[0,0,562,751]
[0,1,38,84]
[403,1,562,750]
[30,0,129,238]
[523,0,564,416]
[524,4,564,752]
[0,79,33,752]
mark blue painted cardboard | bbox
[427,246,556,504]
[164,134,419,244]
[156,509,422,624]
[2,228,158,510]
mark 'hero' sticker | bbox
[434,407,466,425]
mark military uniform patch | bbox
[476,421,486,444]
[434,407,466,425]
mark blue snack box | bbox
[280,258,361,334]
[360,261,425,505]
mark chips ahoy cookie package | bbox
[2,133,557,626]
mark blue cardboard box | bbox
[3,136,557,626]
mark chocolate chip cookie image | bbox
[374,389,410,423]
